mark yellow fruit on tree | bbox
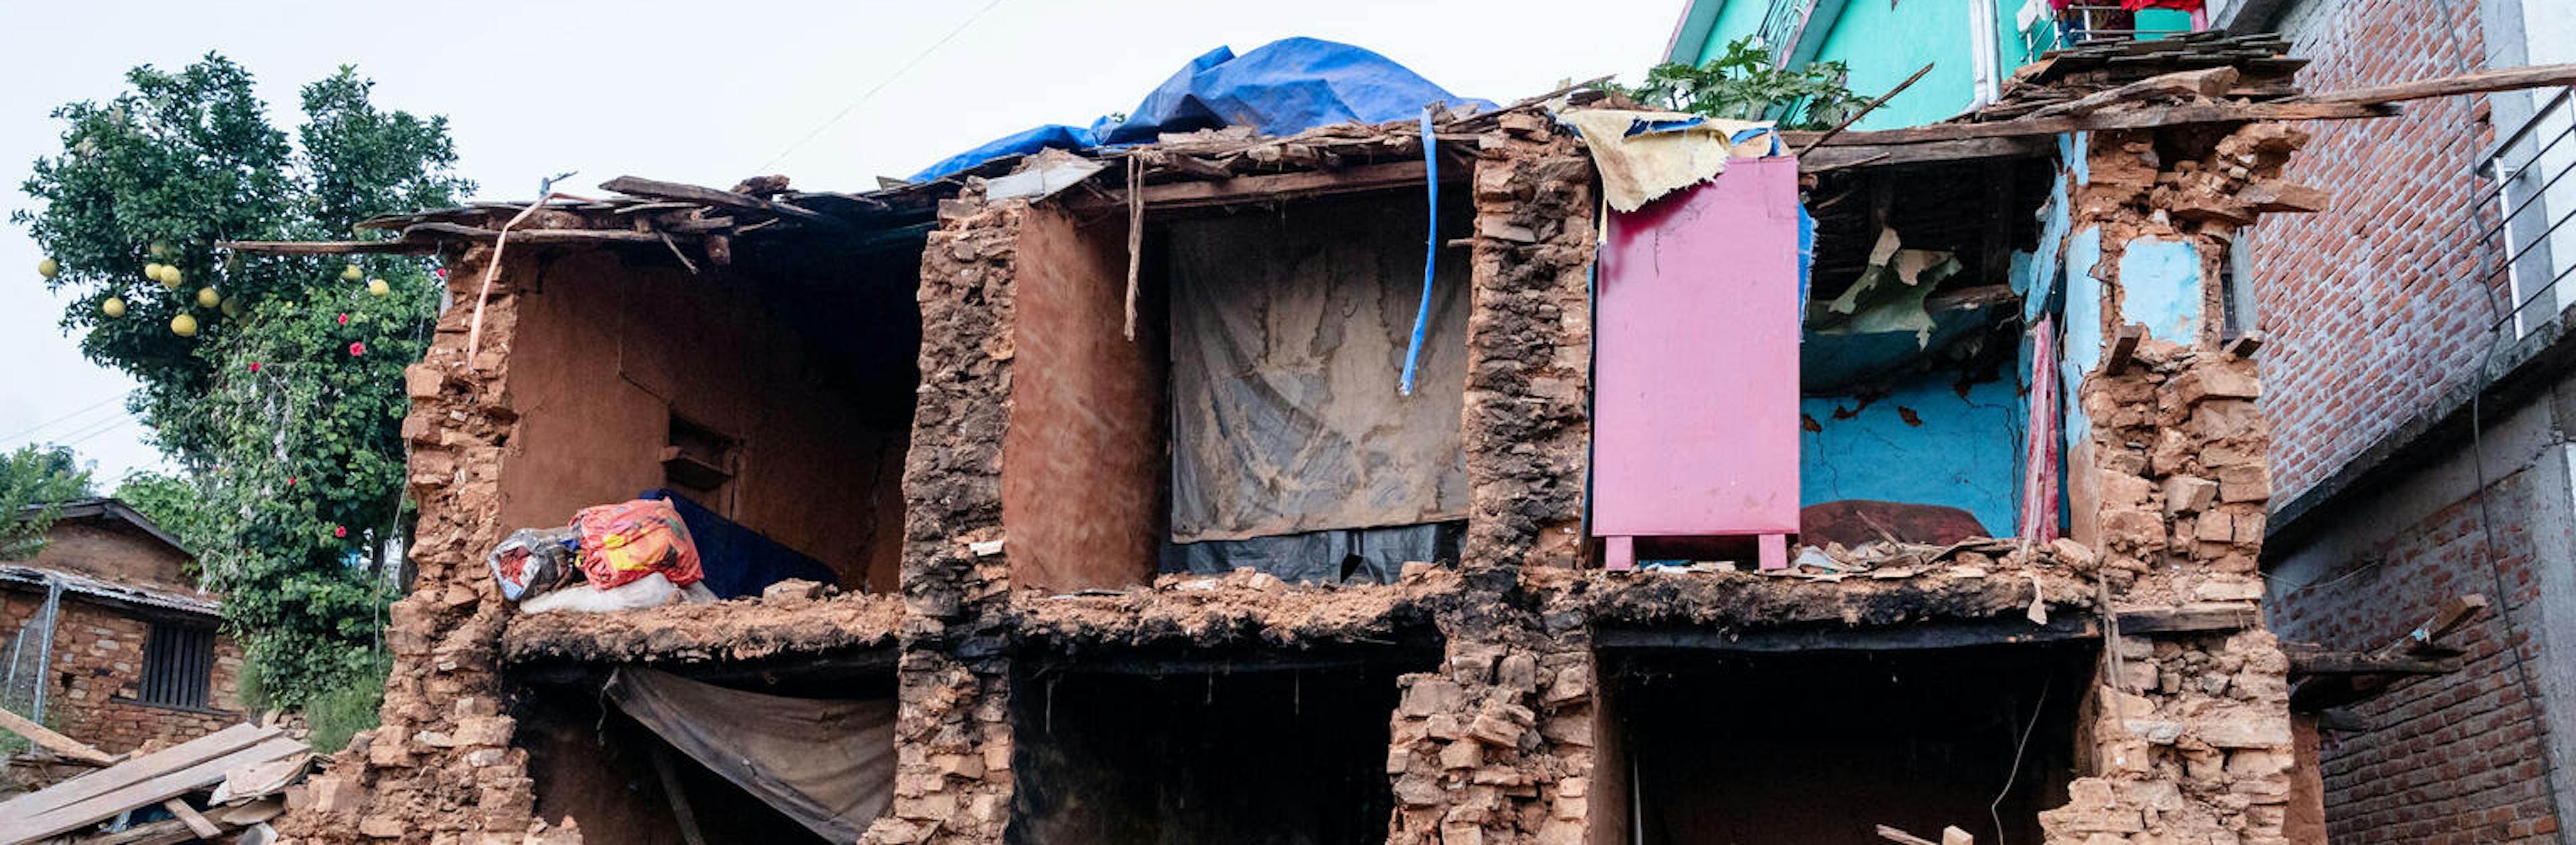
[164,266,184,286]
[341,264,364,282]
[101,296,125,318]
[197,287,220,308]
[367,278,389,297]
[170,313,198,337]
[37,258,59,280]
[145,263,164,283]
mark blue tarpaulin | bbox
[908,38,1486,181]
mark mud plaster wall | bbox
[1000,205,1163,593]
[497,248,906,591]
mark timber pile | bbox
[1974,32,2308,121]
[0,722,311,845]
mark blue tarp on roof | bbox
[909,38,1487,181]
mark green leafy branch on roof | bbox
[1616,36,1870,131]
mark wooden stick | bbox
[2024,66,2241,120]
[1799,62,1936,156]
[1124,156,1144,341]
[0,708,113,765]
[1878,824,1941,845]
[2287,62,2576,105]
[162,798,222,838]
[647,745,708,845]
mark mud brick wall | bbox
[275,245,575,845]
[2245,0,2499,499]
[861,199,1025,845]
[1460,123,1595,571]
[2269,473,2564,844]
[0,598,242,754]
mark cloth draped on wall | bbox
[1165,197,1471,545]
[604,669,896,842]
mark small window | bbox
[661,413,739,515]
[138,623,215,710]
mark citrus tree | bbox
[15,54,470,706]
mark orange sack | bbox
[570,498,704,589]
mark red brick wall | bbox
[2269,465,2562,843]
[1,594,243,754]
[2244,0,2504,499]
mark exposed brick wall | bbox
[2270,466,2564,844]
[24,519,195,589]
[0,592,240,754]
[2244,0,2502,500]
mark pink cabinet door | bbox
[1592,158,1802,567]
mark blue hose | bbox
[1399,107,1438,396]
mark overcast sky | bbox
[0,0,1678,486]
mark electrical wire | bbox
[0,394,126,445]
[753,0,1010,174]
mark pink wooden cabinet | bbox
[1591,158,1803,571]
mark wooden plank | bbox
[218,239,437,256]
[0,708,113,765]
[1596,615,2101,653]
[2114,603,2259,634]
[648,744,709,845]
[2102,323,2145,376]
[68,818,196,845]
[1801,135,2057,171]
[2288,62,2576,106]
[1878,825,1941,845]
[402,222,667,246]
[2284,644,2461,677]
[1784,101,2394,149]
[160,799,221,838]
[1065,160,1450,213]
[2024,67,2241,120]
[0,734,301,845]
[2400,594,2488,652]
[0,724,276,820]
[599,176,853,229]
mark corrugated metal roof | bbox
[0,563,221,618]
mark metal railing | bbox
[2045,4,2195,50]
[2477,86,2576,337]
[1755,0,1817,64]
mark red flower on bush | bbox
[337,313,350,325]
[349,341,366,357]
[286,477,296,486]
[333,525,347,538]
[247,361,260,372]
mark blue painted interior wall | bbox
[1799,368,2029,539]
[1686,0,2036,129]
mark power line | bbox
[753,0,1010,173]
[0,394,126,445]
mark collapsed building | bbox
[182,35,2561,845]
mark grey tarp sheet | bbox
[1162,520,1463,584]
[1165,196,1470,544]
[604,668,895,842]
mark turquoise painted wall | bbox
[1684,0,2048,129]
[1801,370,2028,538]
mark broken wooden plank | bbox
[599,176,853,229]
[2284,644,2462,677]
[3,736,305,845]
[2224,333,2266,358]
[161,799,221,838]
[648,744,709,845]
[0,708,114,765]
[2103,323,2146,376]
[2025,66,2241,120]
[2288,62,2576,106]
[1786,101,2394,149]
[1877,825,1941,845]
[0,724,277,822]
[2398,594,2489,653]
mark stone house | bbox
[3,498,242,757]
[219,34,2553,845]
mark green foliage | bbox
[0,445,96,560]
[15,54,469,707]
[1617,36,1870,131]
[299,651,390,753]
